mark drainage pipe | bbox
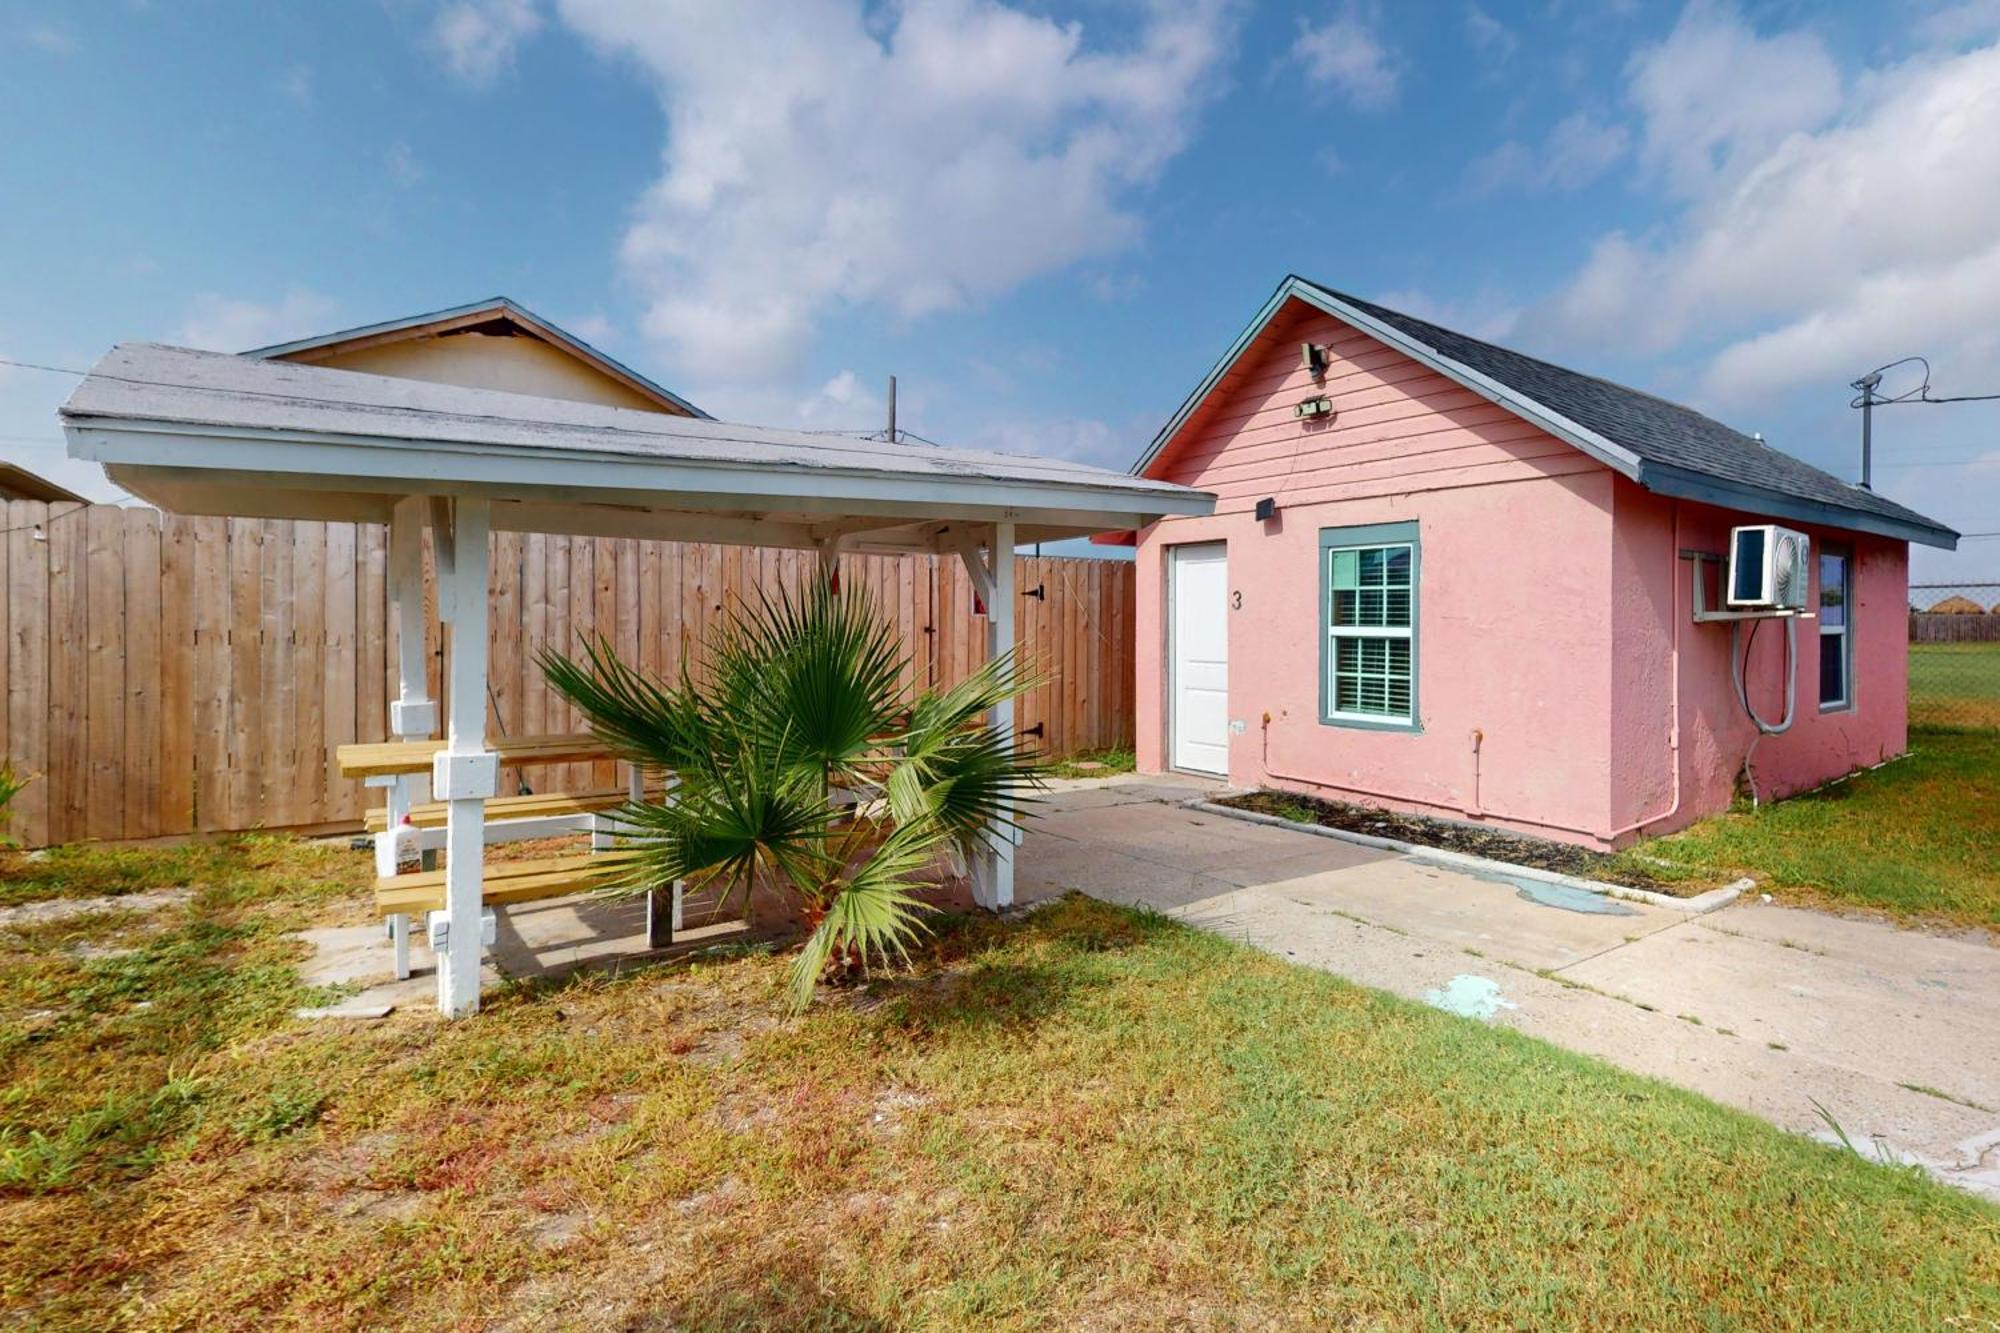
[1731,613,1798,807]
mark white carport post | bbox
[955,521,1016,910]
[379,495,437,979]
[430,496,497,1017]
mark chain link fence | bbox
[1909,582,2000,730]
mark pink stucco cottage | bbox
[1125,276,1959,848]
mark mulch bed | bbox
[1215,790,1702,893]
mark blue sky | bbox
[2,0,1996,579]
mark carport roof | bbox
[60,342,1214,551]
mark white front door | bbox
[1170,542,1229,775]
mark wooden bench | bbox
[337,732,612,780]
[374,849,648,916]
[363,789,632,834]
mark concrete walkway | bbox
[1019,775,2000,1200]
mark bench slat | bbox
[337,733,613,780]
[363,788,634,833]
[373,850,650,915]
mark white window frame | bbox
[1323,533,1418,729]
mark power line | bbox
[1849,356,2000,408]
[1848,355,2000,489]
[0,355,90,379]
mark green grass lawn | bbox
[1631,727,2000,928]
[2,840,1995,1329]
[1910,641,2000,729]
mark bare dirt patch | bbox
[0,887,191,930]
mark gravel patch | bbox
[0,887,192,930]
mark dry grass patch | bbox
[0,837,1995,1329]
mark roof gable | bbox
[246,298,708,420]
[1139,276,1957,549]
[0,461,87,504]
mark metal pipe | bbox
[1860,391,1873,490]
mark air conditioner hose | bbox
[1730,616,1797,807]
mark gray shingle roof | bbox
[1140,275,1957,548]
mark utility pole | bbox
[1850,369,1882,490]
[1850,356,2000,489]
[886,375,898,444]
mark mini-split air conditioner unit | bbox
[1726,524,1811,610]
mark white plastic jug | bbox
[392,815,422,876]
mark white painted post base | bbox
[383,496,435,982]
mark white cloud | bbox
[554,0,1238,384]
[1539,37,2000,399]
[170,289,340,352]
[1289,6,1399,110]
[386,140,426,187]
[1919,0,2000,43]
[1703,245,2000,406]
[21,23,73,54]
[432,0,542,85]
[967,414,1134,470]
[1518,10,2000,568]
[680,366,889,435]
[276,63,313,105]
[1464,5,1517,65]
[1625,1,1840,198]
[1465,113,1630,194]
[795,369,887,432]
[1371,288,1521,343]
[561,311,616,345]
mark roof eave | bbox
[1639,462,1960,549]
[60,413,1214,531]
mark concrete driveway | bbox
[1018,775,2000,1200]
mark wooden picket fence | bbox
[0,501,1134,849]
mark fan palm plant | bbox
[540,578,1041,1009]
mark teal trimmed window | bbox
[1320,522,1420,730]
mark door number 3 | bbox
[1231,590,1242,609]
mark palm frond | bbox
[786,820,944,1010]
[539,636,714,777]
[887,650,1045,845]
[714,581,908,777]
[597,737,832,908]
